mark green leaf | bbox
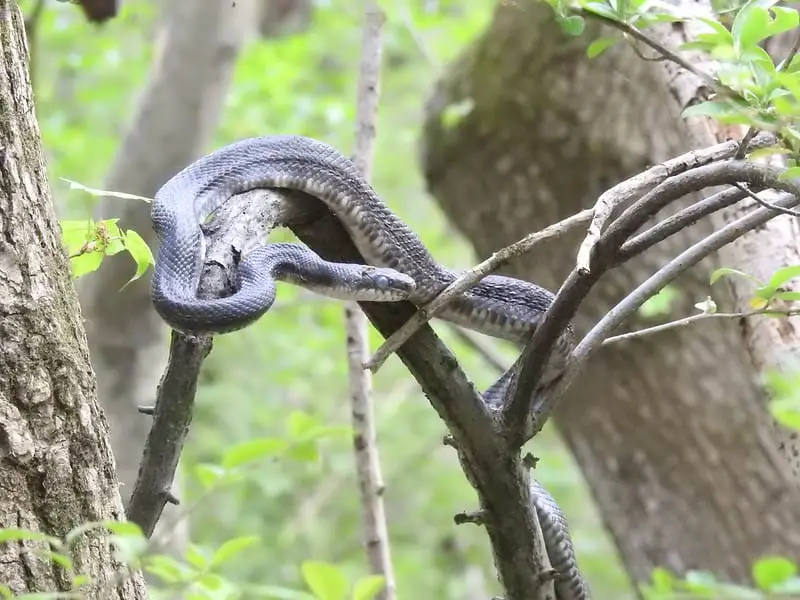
[586,36,617,58]
[211,535,260,568]
[771,397,800,431]
[0,528,58,545]
[682,100,739,119]
[747,146,792,160]
[33,549,73,571]
[709,267,762,285]
[222,438,288,470]
[287,440,320,463]
[765,265,800,290]
[732,6,770,50]
[560,15,585,36]
[286,411,321,438]
[198,572,226,590]
[779,166,800,181]
[121,229,155,287]
[185,544,211,570]
[352,576,386,600]
[70,251,104,278]
[639,286,679,318]
[650,567,678,591]
[194,463,227,490]
[144,554,190,584]
[301,561,348,600]
[440,99,474,130]
[103,520,145,538]
[697,17,734,42]
[774,291,800,302]
[753,555,798,589]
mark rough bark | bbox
[420,0,800,586]
[77,0,259,552]
[0,3,145,597]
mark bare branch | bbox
[617,186,747,262]
[366,208,592,371]
[561,190,800,401]
[577,132,776,271]
[733,182,800,218]
[603,308,800,346]
[579,8,726,93]
[347,5,396,598]
[503,160,799,445]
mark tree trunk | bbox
[78,0,259,552]
[0,3,146,597]
[420,1,800,586]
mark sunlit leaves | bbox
[60,218,154,283]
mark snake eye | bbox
[374,275,390,289]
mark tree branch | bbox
[126,190,279,535]
[560,190,800,400]
[366,208,592,371]
[577,132,776,272]
[603,308,800,346]
[347,5,396,598]
[503,160,798,446]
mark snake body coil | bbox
[151,135,588,600]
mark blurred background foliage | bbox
[24,0,632,596]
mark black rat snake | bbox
[150,135,590,600]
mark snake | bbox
[150,135,589,600]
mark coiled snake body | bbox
[151,135,589,599]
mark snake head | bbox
[358,266,416,301]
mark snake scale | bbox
[150,135,589,600]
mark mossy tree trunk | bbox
[0,3,146,597]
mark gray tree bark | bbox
[420,0,800,586]
[78,0,259,552]
[0,3,146,597]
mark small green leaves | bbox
[302,561,349,600]
[440,98,475,130]
[60,218,154,282]
[560,15,586,36]
[753,556,799,590]
[709,267,761,286]
[221,438,288,470]
[352,576,386,600]
[210,536,260,569]
[586,36,618,58]
[639,286,679,318]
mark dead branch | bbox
[502,160,800,446]
[577,132,776,271]
[347,4,396,598]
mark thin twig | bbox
[617,186,748,262]
[577,133,776,272]
[603,308,800,345]
[579,8,727,94]
[347,4,396,599]
[365,208,592,371]
[733,182,800,218]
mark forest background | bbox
[20,0,631,598]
